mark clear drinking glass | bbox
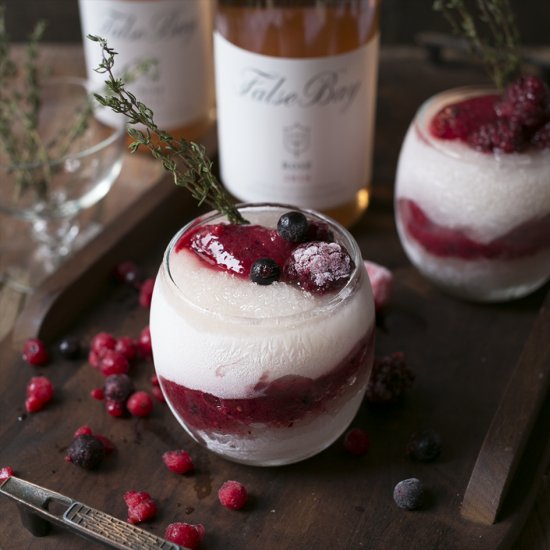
[395,87,550,302]
[150,204,375,466]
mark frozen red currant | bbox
[139,278,155,308]
[99,350,130,377]
[22,338,49,366]
[127,391,154,417]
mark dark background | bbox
[3,0,548,45]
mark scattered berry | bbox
[88,349,103,369]
[163,450,194,475]
[393,478,425,510]
[150,374,160,387]
[90,387,105,400]
[406,429,442,462]
[164,522,205,549]
[58,336,82,360]
[139,278,155,308]
[115,337,139,362]
[366,352,414,405]
[25,376,54,412]
[277,211,309,242]
[105,399,127,418]
[113,260,144,287]
[99,350,130,377]
[531,120,550,149]
[467,118,524,153]
[22,338,49,366]
[74,425,93,437]
[91,332,117,355]
[343,428,370,456]
[285,241,354,293]
[0,466,14,480]
[127,391,154,417]
[94,433,117,454]
[104,374,135,403]
[25,395,44,413]
[218,480,248,510]
[124,491,157,524]
[138,326,152,359]
[364,260,393,310]
[151,386,165,403]
[65,435,105,470]
[250,258,281,285]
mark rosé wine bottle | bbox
[150,204,375,466]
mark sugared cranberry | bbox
[496,74,550,128]
[25,395,44,413]
[467,118,524,153]
[164,522,205,549]
[0,466,14,480]
[285,241,353,294]
[90,387,105,400]
[104,374,135,403]
[366,352,414,405]
[218,480,248,510]
[139,278,155,308]
[250,258,281,285]
[58,337,82,360]
[393,478,425,510]
[115,337,139,362]
[124,491,157,524]
[364,260,393,310]
[74,425,93,437]
[343,428,370,456]
[277,211,309,242]
[99,350,130,377]
[406,429,442,462]
[65,435,105,470]
[305,220,334,242]
[127,391,154,417]
[105,399,127,418]
[138,326,152,359]
[91,332,116,355]
[163,450,194,475]
[113,260,144,288]
[25,376,54,412]
[22,338,49,366]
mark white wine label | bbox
[214,31,379,210]
[79,0,213,129]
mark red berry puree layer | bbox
[160,329,374,435]
[398,198,550,260]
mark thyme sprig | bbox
[433,0,521,90]
[88,34,246,225]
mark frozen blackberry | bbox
[250,258,281,285]
[366,352,414,405]
[393,478,425,510]
[406,429,442,462]
[277,211,309,242]
[284,241,354,294]
[65,435,105,470]
[104,374,135,403]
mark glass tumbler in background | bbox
[214,0,381,227]
[395,86,550,302]
[150,204,375,466]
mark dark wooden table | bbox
[0,44,549,550]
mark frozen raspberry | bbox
[113,260,144,287]
[104,374,135,403]
[366,352,414,405]
[99,350,130,377]
[218,480,248,510]
[467,118,525,153]
[26,376,54,404]
[74,425,93,437]
[65,435,105,470]
[164,522,205,549]
[115,337,138,362]
[138,326,152,359]
[364,260,393,310]
[127,391,154,417]
[105,399,127,418]
[151,386,165,403]
[277,211,309,242]
[91,332,117,355]
[58,336,82,360]
[94,434,116,454]
[430,95,498,140]
[22,338,49,366]
[250,258,281,285]
[531,120,550,149]
[163,450,194,475]
[393,478,425,510]
[496,74,549,128]
[124,491,157,524]
[139,278,155,308]
[0,466,14,480]
[406,429,442,462]
[285,241,354,294]
[90,387,104,400]
[343,428,370,456]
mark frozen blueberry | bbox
[277,211,309,242]
[406,429,442,462]
[65,435,105,470]
[58,337,82,360]
[250,258,281,285]
[393,478,425,510]
[104,374,135,403]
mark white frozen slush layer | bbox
[396,124,550,243]
[150,248,373,399]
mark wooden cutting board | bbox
[0,182,549,550]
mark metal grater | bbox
[0,476,184,549]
